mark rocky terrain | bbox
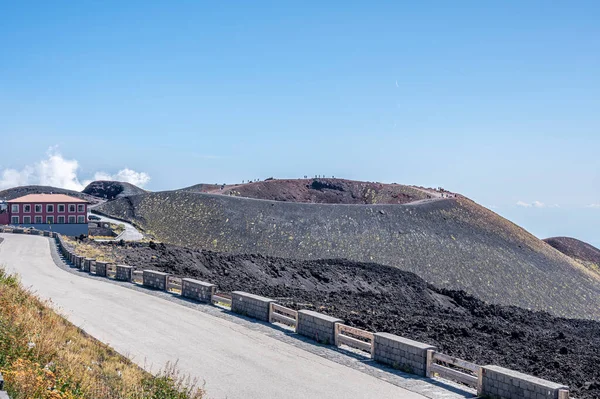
[544,236,600,276]
[95,188,600,320]
[82,180,147,200]
[179,178,438,204]
[72,239,600,399]
[0,185,101,204]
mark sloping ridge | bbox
[178,178,432,204]
[96,191,600,320]
[544,236,600,275]
[82,180,147,200]
[0,185,101,203]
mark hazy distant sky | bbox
[1,2,599,246]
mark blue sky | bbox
[1,1,599,246]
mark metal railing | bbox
[426,350,481,390]
[107,264,117,279]
[211,293,232,307]
[269,303,298,329]
[132,271,143,284]
[334,324,374,355]
[167,276,182,293]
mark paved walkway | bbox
[0,234,475,399]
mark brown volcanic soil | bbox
[0,185,101,204]
[95,191,600,320]
[544,237,600,276]
[77,240,600,399]
[179,178,436,204]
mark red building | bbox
[1,194,89,236]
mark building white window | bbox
[77,215,86,224]
[35,216,43,224]
[77,204,85,212]
[23,216,31,224]
[11,204,19,213]
[46,216,54,224]
[11,216,19,224]
[35,204,42,213]
[68,216,76,224]
[68,204,76,213]
[47,204,54,213]
[23,204,31,213]
[58,204,65,213]
[58,216,65,224]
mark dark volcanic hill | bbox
[82,180,147,200]
[95,189,600,320]
[179,178,438,204]
[0,185,101,204]
[544,237,600,276]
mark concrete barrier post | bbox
[82,258,93,272]
[143,270,169,290]
[296,310,343,345]
[182,278,216,302]
[95,261,108,277]
[231,292,275,321]
[372,333,436,377]
[115,265,133,282]
[481,365,569,399]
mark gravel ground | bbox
[76,240,600,399]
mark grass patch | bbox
[109,223,126,236]
[63,237,118,263]
[0,267,205,399]
[88,236,117,241]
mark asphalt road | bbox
[89,212,144,241]
[0,234,429,399]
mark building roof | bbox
[8,194,89,204]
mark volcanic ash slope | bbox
[96,192,600,320]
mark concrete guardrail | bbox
[0,230,572,399]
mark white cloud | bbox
[516,200,559,209]
[0,147,150,191]
[92,169,150,187]
[587,203,600,208]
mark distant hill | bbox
[178,178,444,204]
[95,186,600,321]
[0,185,101,204]
[544,237,600,276]
[82,180,147,200]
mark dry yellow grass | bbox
[0,268,205,399]
[62,237,119,263]
[109,223,126,235]
[88,236,117,241]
